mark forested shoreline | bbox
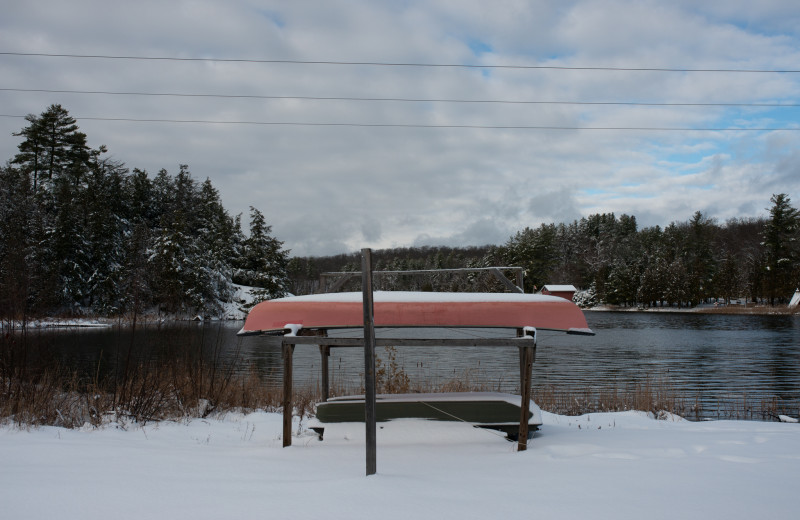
[2,105,798,320]
[512,195,799,308]
[288,200,799,310]
[1,105,289,320]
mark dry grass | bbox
[531,378,692,417]
[2,333,796,428]
[0,326,287,428]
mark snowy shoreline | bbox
[2,410,798,519]
[4,302,796,331]
[0,285,259,330]
[586,304,798,315]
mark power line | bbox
[2,51,799,73]
[2,87,799,108]
[1,113,797,131]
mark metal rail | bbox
[319,266,524,293]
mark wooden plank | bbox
[362,248,377,476]
[327,272,356,293]
[490,267,524,293]
[282,343,294,448]
[281,336,537,347]
[321,266,524,279]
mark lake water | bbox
[17,311,800,420]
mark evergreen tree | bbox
[151,168,175,224]
[119,222,152,315]
[498,224,558,292]
[12,104,90,195]
[195,177,236,308]
[638,256,668,307]
[686,211,717,305]
[234,207,289,306]
[128,168,155,227]
[10,105,97,312]
[0,164,36,318]
[763,193,799,303]
[150,211,194,313]
[84,155,129,313]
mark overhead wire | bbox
[0,113,797,131]
[2,87,799,108]
[2,51,800,73]
[2,51,798,131]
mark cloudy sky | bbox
[2,1,800,256]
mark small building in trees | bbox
[540,284,577,301]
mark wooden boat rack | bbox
[277,327,541,448]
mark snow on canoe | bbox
[239,291,593,335]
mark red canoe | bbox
[239,291,593,335]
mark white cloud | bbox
[2,0,800,256]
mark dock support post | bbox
[518,344,534,451]
[320,344,330,402]
[282,342,294,447]
[362,248,377,476]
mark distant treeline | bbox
[0,104,289,319]
[288,200,799,307]
[3,105,798,318]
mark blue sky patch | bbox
[256,9,285,28]
[468,39,493,56]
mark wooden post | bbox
[320,344,330,402]
[517,328,524,385]
[282,342,295,447]
[517,327,536,451]
[518,344,534,451]
[362,248,377,476]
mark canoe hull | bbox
[241,291,592,334]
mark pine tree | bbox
[12,104,90,195]
[10,105,96,312]
[195,177,236,309]
[686,211,717,305]
[84,155,129,313]
[234,207,289,307]
[498,224,559,292]
[763,193,799,303]
[128,168,155,227]
[150,212,193,314]
[0,164,36,318]
[4,105,291,318]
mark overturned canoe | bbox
[310,392,542,441]
[239,291,592,335]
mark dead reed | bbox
[0,325,287,428]
[529,377,695,417]
[2,333,796,428]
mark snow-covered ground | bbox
[2,411,797,519]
